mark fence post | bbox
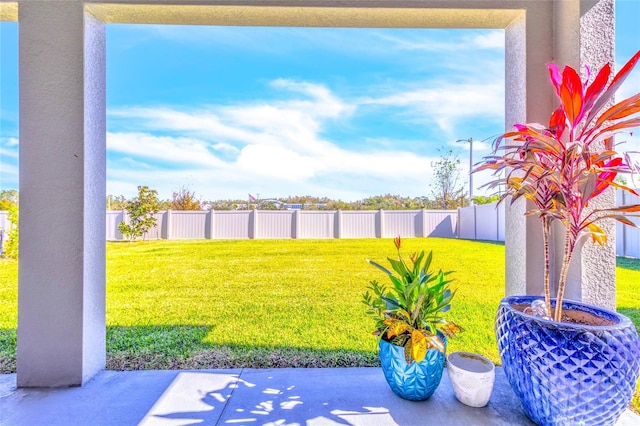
[165,209,173,240]
[208,209,215,239]
[293,210,300,239]
[378,209,385,238]
[336,210,342,238]
[473,205,477,240]
[421,209,427,237]
[250,209,258,239]
[496,204,500,241]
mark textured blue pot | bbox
[496,296,640,426]
[378,335,447,401]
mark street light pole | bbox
[457,137,474,205]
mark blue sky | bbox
[1,1,639,202]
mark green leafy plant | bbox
[0,190,18,259]
[477,50,640,321]
[363,237,462,364]
[3,205,18,259]
[118,185,161,241]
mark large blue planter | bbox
[378,335,446,401]
[496,296,640,426]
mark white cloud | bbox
[362,80,504,137]
[108,132,228,168]
[0,137,19,159]
[376,30,504,52]
[113,25,505,64]
[0,137,19,189]
[0,160,18,189]
[471,32,505,49]
[103,76,510,200]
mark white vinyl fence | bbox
[616,191,640,258]
[0,210,8,233]
[0,210,8,254]
[4,194,640,257]
[106,209,459,241]
[458,202,506,242]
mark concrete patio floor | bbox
[1,367,638,426]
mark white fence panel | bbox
[214,210,251,239]
[7,191,640,257]
[299,211,335,239]
[424,210,458,238]
[617,190,625,256]
[497,202,505,241]
[626,217,640,258]
[475,203,500,241]
[384,210,420,238]
[107,210,164,240]
[341,211,378,238]
[0,210,9,232]
[0,211,8,253]
[106,210,124,240]
[172,211,208,239]
[617,191,640,258]
[256,211,295,239]
[458,206,476,240]
[143,212,165,240]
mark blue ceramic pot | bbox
[378,334,447,401]
[496,295,640,426]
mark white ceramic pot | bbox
[447,351,495,408]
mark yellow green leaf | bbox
[439,321,464,337]
[410,330,428,363]
[587,223,607,245]
[383,319,409,339]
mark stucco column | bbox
[17,1,106,387]
[504,0,616,310]
[575,0,616,309]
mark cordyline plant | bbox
[476,50,640,322]
[362,237,462,364]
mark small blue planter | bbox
[496,296,640,426]
[378,335,446,401]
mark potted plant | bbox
[362,236,462,401]
[476,50,640,425]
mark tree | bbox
[171,185,201,210]
[0,190,19,259]
[430,148,467,209]
[0,189,18,211]
[3,204,19,259]
[107,194,128,211]
[472,195,500,205]
[118,186,161,241]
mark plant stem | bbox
[554,227,574,322]
[542,217,552,318]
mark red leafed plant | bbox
[476,50,640,322]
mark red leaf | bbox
[595,93,640,126]
[548,106,567,138]
[547,63,563,97]
[592,157,623,198]
[559,66,584,126]
[586,118,640,146]
[583,63,611,114]
[585,50,640,127]
[608,203,640,213]
[611,49,640,88]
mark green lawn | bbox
[0,238,638,408]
